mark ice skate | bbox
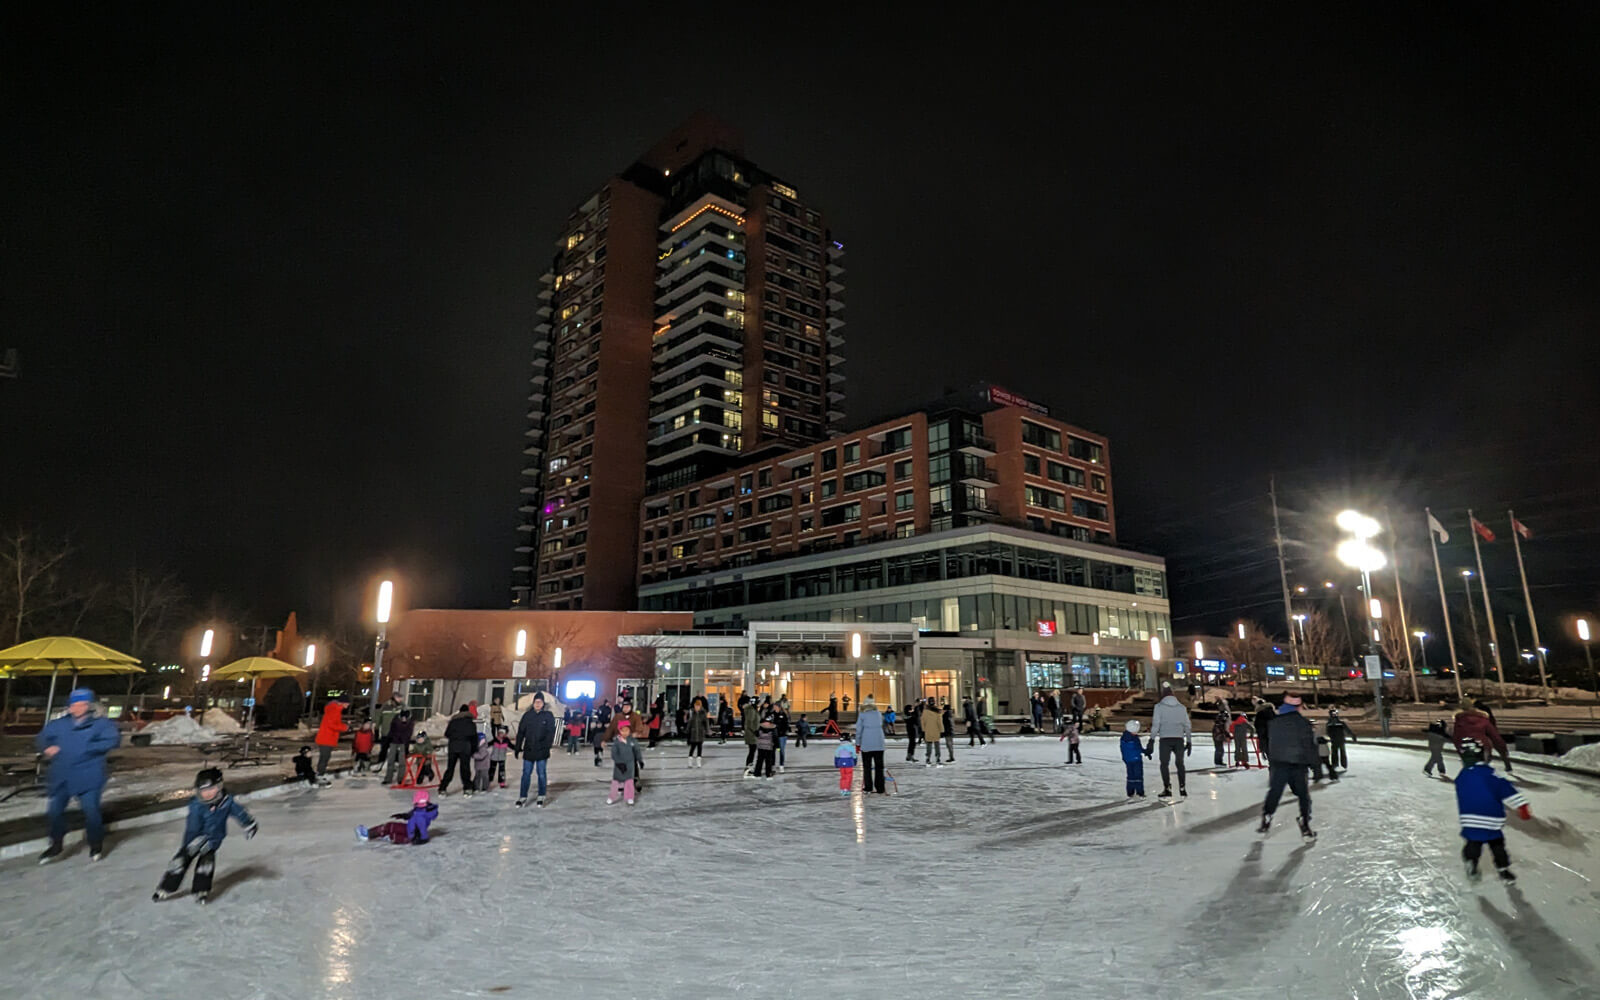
[777,765,785,773]
[514,799,526,808]
[1497,867,1516,882]
[499,782,507,789]
[625,798,635,805]
[1178,787,1187,798]
[1158,788,1172,798]
[1465,859,1481,881]
[193,892,209,905]
[840,788,851,796]
[37,844,62,865]
[89,846,104,862]
[355,825,369,840]
[1297,816,1316,841]
[152,890,174,902]
[1257,814,1273,835]
[606,796,618,805]
[535,796,545,807]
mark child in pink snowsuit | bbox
[607,720,642,805]
[834,736,857,796]
[357,790,438,844]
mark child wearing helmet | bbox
[293,745,317,786]
[356,789,439,845]
[153,768,259,904]
[1454,738,1531,881]
[1120,720,1147,798]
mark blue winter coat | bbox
[1120,730,1145,763]
[36,712,121,793]
[182,793,257,850]
[854,708,885,752]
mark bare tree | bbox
[111,567,189,704]
[524,620,584,699]
[0,528,78,644]
[1298,610,1348,675]
[1218,621,1276,697]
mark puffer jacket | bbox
[1266,707,1317,766]
[444,712,478,752]
[182,792,257,851]
[742,704,759,745]
[1120,730,1145,763]
[314,700,348,748]
[688,709,709,742]
[36,710,120,794]
[1149,695,1192,741]
[855,708,885,752]
[919,705,943,742]
[1452,709,1507,756]
[611,736,642,782]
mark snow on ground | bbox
[2,737,1597,1000]
[1561,742,1600,770]
[201,708,243,733]
[139,714,222,744]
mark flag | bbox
[1427,512,1450,544]
[1512,516,1532,540]
[1471,516,1495,543]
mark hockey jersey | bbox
[1454,763,1528,841]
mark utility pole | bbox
[1270,477,1301,675]
[1384,509,1419,702]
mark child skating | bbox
[293,746,317,786]
[489,727,511,788]
[356,790,438,845]
[1455,737,1531,881]
[1061,720,1082,764]
[472,732,493,792]
[351,721,374,774]
[607,719,642,805]
[1424,719,1451,778]
[1120,720,1146,798]
[834,735,857,796]
[1229,714,1255,767]
[153,768,258,904]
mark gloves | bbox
[244,824,259,840]
[1516,804,1532,821]
[1185,742,1192,757]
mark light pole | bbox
[1412,630,1427,674]
[851,632,862,715]
[1336,510,1389,736]
[369,580,393,717]
[1579,619,1596,722]
[198,628,215,712]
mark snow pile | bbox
[1559,741,1600,771]
[143,714,222,745]
[201,708,243,733]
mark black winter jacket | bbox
[1266,710,1318,766]
[1254,706,1278,756]
[444,713,478,751]
[514,709,558,761]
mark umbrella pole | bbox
[243,676,258,757]
[42,667,61,727]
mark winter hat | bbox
[1125,720,1141,733]
[617,718,632,730]
[67,688,95,705]
[1282,693,1303,706]
[412,789,432,806]
[861,695,875,709]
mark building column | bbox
[745,628,757,697]
[907,639,920,705]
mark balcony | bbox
[537,287,552,301]
[963,501,1003,519]
[959,463,999,488]
[957,432,997,457]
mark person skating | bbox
[36,688,121,863]
[1070,687,1087,727]
[488,727,511,789]
[919,698,945,766]
[438,704,478,796]
[1315,727,1338,783]
[152,768,258,904]
[1212,711,1229,767]
[1324,708,1356,775]
[903,702,920,762]
[607,719,642,805]
[513,692,557,807]
[771,700,791,772]
[374,696,402,767]
[646,703,663,749]
[1063,720,1082,764]
[1424,719,1452,778]
[1230,714,1255,767]
[834,735,857,796]
[1257,693,1317,840]
[1453,702,1511,771]
[753,715,777,779]
[1045,690,1061,734]
[1454,738,1531,881]
[717,700,734,744]
[854,696,886,793]
[741,697,761,776]
[313,696,349,783]
[686,696,709,767]
[356,789,438,845]
[1253,697,1277,760]
[293,746,318,786]
[351,721,375,774]
[794,714,811,748]
[941,701,956,762]
[382,710,414,784]
[963,697,986,747]
[411,730,436,784]
[1120,721,1146,798]
[1148,683,1192,798]
[472,733,493,792]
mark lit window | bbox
[566,233,585,250]
[762,409,779,429]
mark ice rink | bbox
[3,734,1597,1000]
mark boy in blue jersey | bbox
[1454,738,1531,881]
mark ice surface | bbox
[2,738,1597,1000]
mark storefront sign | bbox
[1036,619,1056,637]
[985,385,1050,415]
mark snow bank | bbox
[1559,742,1600,771]
[201,708,243,733]
[143,715,222,745]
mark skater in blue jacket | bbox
[153,768,258,904]
[1120,720,1147,797]
[1455,738,1531,881]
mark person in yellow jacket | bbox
[919,698,945,766]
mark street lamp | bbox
[369,579,394,717]
[1579,619,1595,721]
[552,646,563,701]
[851,632,862,712]
[1337,510,1389,736]
[1412,630,1427,672]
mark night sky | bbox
[4,8,1596,656]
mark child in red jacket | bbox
[352,722,375,774]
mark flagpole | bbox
[1509,509,1550,694]
[1385,509,1419,702]
[1427,507,1465,703]
[1468,508,1506,689]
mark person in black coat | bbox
[381,711,415,784]
[1324,708,1357,774]
[1258,693,1318,838]
[1253,698,1278,760]
[717,700,735,743]
[963,697,986,747]
[513,692,558,806]
[439,705,479,796]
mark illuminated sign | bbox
[563,679,597,701]
[1036,620,1056,637]
[985,385,1050,415]
[1299,668,1322,677]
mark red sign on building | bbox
[986,384,1050,415]
[1036,619,1056,637]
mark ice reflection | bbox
[324,904,355,991]
[853,782,865,845]
[1396,924,1457,1000]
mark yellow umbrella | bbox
[213,657,308,755]
[0,636,143,723]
